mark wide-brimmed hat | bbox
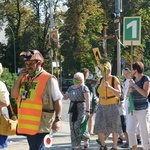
[20,50,44,65]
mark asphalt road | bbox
[6,100,146,150]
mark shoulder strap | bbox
[7,104,17,120]
[141,75,146,88]
[7,104,15,116]
[124,78,126,82]
[112,76,115,88]
[99,77,104,84]
[99,76,115,87]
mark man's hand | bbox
[19,68,28,78]
[52,120,61,133]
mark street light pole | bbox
[115,0,122,76]
[117,20,121,76]
[49,0,54,75]
[8,25,16,73]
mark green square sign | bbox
[123,16,141,45]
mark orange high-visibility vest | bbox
[17,71,51,135]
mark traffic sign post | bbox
[123,16,141,71]
[93,48,101,65]
[123,16,141,45]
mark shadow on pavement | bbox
[8,136,26,142]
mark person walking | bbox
[117,68,131,148]
[63,72,90,150]
[126,61,150,150]
[80,68,98,135]
[11,50,63,150]
[121,68,141,147]
[0,63,10,149]
[94,61,122,150]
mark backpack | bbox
[133,75,150,103]
[148,94,150,103]
[96,76,124,101]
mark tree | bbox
[0,0,49,72]
[0,0,68,73]
[0,0,150,77]
[60,0,105,77]
[0,68,18,112]
[99,0,150,74]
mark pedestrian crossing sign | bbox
[93,48,101,65]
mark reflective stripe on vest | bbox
[17,71,51,135]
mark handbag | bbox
[7,104,17,121]
[0,104,18,136]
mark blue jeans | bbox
[0,135,8,149]
[26,133,47,150]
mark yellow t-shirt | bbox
[97,76,120,105]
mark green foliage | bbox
[0,0,150,78]
[143,58,150,76]
[0,68,18,111]
[60,0,105,76]
[0,68,17,92]
[99,0,150,73]
[0,0,51,72]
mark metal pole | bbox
[115,0,121,76]
[8,25,16,73]
[131,41,133,72]
[117,22,121,76]
[49,0,54,74]
[51,49,53,75]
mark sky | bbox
[0,24,7,44]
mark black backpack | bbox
[148,94,150,103]
[96,76,124,101]
[133,75,150,103]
